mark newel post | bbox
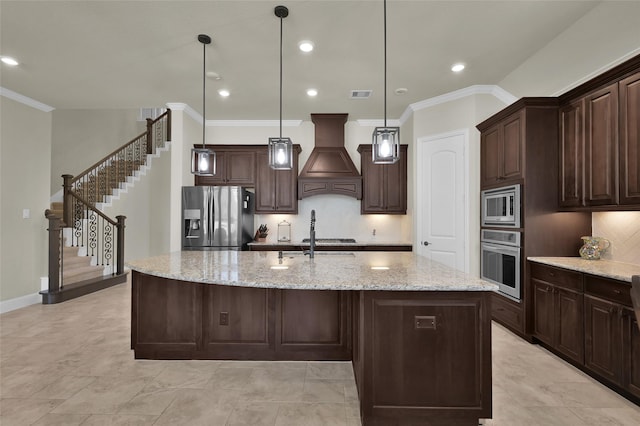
[46,212,63,293]
[146,118,154,155]
[116,215,126,275]
[62,174,73,227]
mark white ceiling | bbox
[0,0,602,120]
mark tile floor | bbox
[1,279,639,425]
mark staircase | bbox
[42,109,171,304]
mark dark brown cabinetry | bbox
[480,110,523,188]
[583,274,636,392]
[357,144,407,214]
[619,71,640,205]
[528,261,640,403]
[558,56,640,210]
[254,146,300,214]
[194,146,256,186]
[584,83,619,206]
[531,263,584,363]
[478,98,591,339]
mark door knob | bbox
[423,241,430,246]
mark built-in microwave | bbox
[481,184,521,228]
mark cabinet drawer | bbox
[530,263,583,291]
[584,275,631,306]
[492,292,523,332]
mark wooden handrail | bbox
[71,109,171,185]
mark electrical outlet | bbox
[219,312,229,326]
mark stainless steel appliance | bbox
[481,184,521,228]
[182,186,254,250]
[481,229,521,301]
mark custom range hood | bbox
[298,114,362,199]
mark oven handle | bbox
[481,242,521,256]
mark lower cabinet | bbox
[531,263,584,363]
[529,261,639,403]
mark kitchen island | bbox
[128,251,496,426]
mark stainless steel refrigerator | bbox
[182,186,254,250]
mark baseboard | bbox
[0,292,41,314]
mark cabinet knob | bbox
[613,289,621,294]
[422,241,430,246]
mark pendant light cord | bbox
[279,13,283,139]
[202,39,206,148]
[383,0,388,128]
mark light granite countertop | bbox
[126,251,497,292]
[527,257,640,282]
[247,241,413,247]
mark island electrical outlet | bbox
[219,312,229,326]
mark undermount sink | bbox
[301,238,357,243]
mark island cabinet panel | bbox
[202,285,275,358]
[355,291,492,426]
[131,271,202,358]
[277,289,352,360]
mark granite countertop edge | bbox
[127,251,497,292]
[527,257,640,283]
[248,241,413,246]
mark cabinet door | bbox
[480,125,501,187]
[225,151,256,185]
[584,83,619,206]
[194,151,226,186]
[255,152,276,212]
[384,146,408,213]
[274,168,297,213]
[559,100,585,207]
[623,307,640,398]
[555,288,584,363]
[619,72,640,205]
[584,295,623,385]
[501,112,524,182]
[532,280,554,345]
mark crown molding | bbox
[0,87,54,112]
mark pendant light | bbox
[268,5,294,170]
[191,34,216,176]
[372,0,400,164]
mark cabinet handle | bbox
[543,286,550,293]
[613,289,621,294]
[548,272,555,277]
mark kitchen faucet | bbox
[304,210,316,258]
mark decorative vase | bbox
[579,236,611,260]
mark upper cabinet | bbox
[194,146,256,186]
[255,146,301,214]
[480,111,524,188]
[358,145,408,214]
[619,72,640,205]
[559,62,640,210]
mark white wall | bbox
[499,1,640,98]
[51,109,144,194]
[0,97,52,304]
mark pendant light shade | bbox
[268,5,293,170]
[372,0,400,164]
[191,34,216,176]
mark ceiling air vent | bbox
[350,90,372,99]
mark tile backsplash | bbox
[592,211,640,264]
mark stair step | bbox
[63,253,92,268]
[63,264,105,285]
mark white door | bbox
[416,131,468,272]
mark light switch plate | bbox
[22,209,30,219]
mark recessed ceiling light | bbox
[298,41,314,53]
[218,89,230,97]
[371,266,390,270]
[451,63,465,73]
[1,56,19,66]
[270,265,289,270]
[306,88,318,97]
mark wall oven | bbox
[481,184,521,228]
[481,229,521,301]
